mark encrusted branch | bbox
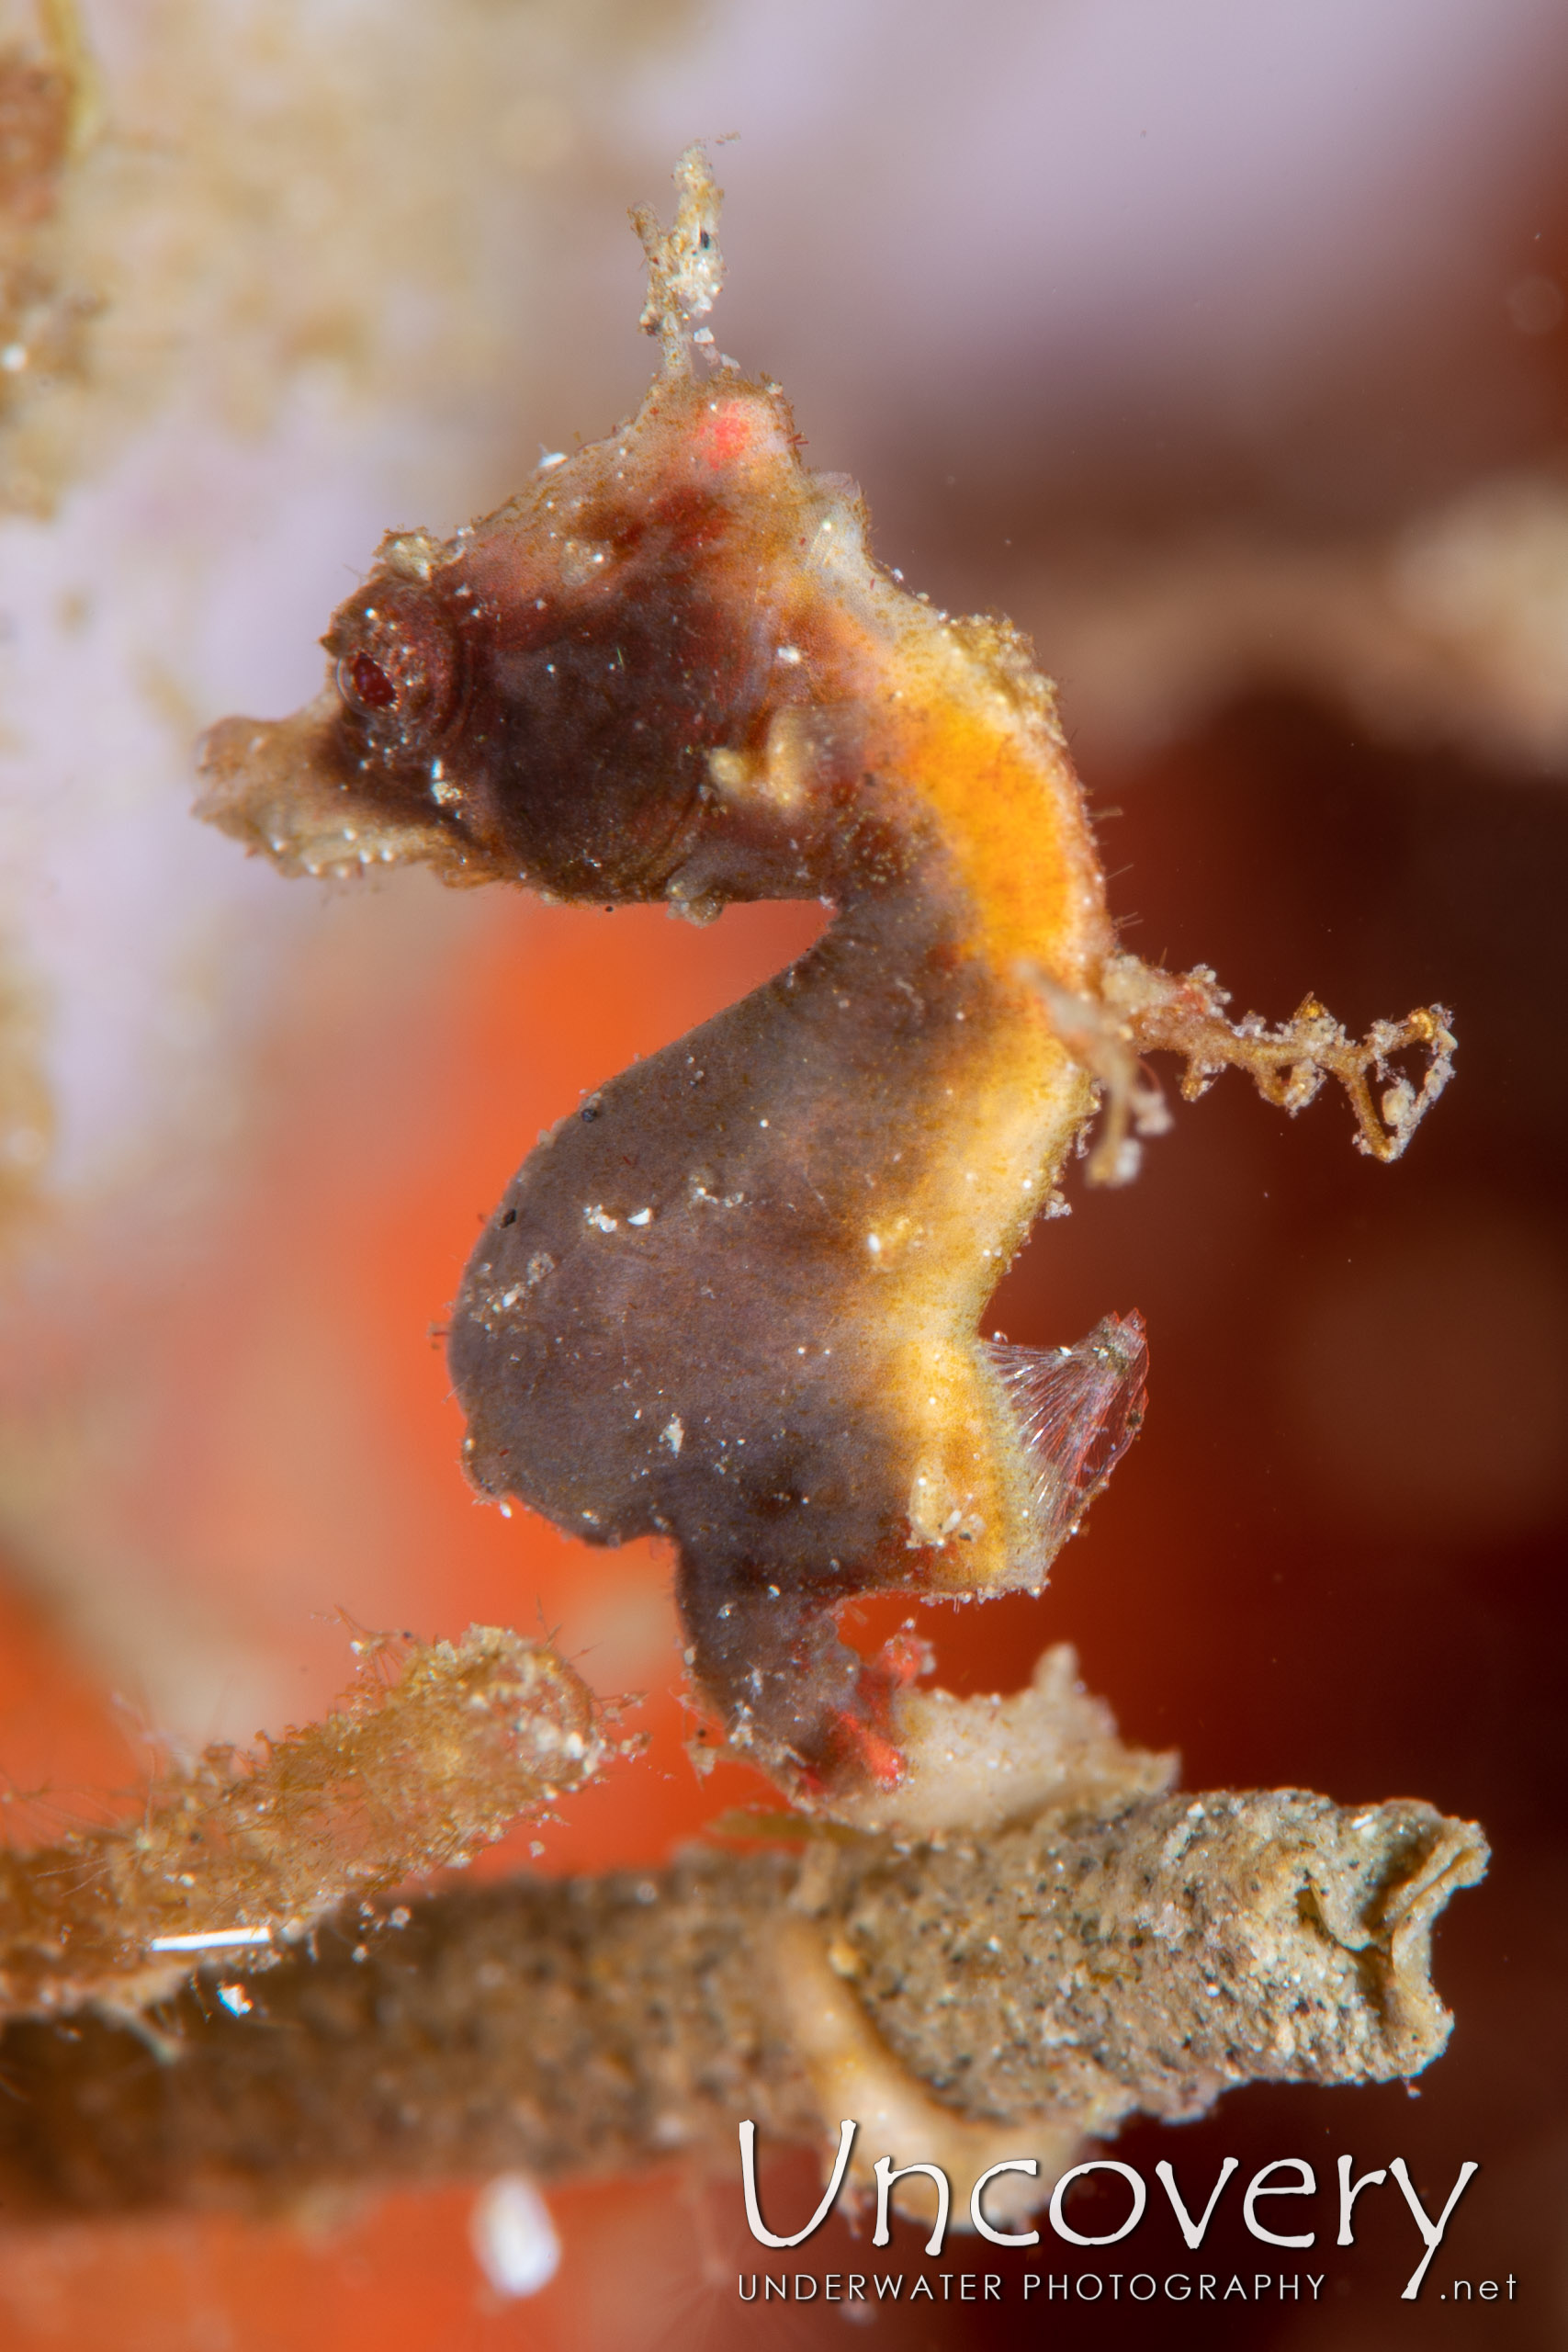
[1033,950,1455,1185]
[0,1628,615,2027]
[0,1758,1484,2222]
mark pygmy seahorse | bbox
[198,151,1452,1798]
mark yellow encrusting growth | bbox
[0,1626,616,2023]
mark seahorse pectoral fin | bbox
[985,1310,1148,1575]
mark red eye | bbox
[346,651,396,710]
[327,584,457,740]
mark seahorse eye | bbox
[329,588,458,742]
[344,650,396,711]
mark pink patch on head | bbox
[694,402,757,469]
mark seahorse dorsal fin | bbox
[986,1311,1148,1572]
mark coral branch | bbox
[0,1762,1484,2221]
[0,1628,615,2026]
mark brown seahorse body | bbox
[199,160,1450,1796]
[199,355,1149,1791]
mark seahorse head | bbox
[197,372,884,912]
